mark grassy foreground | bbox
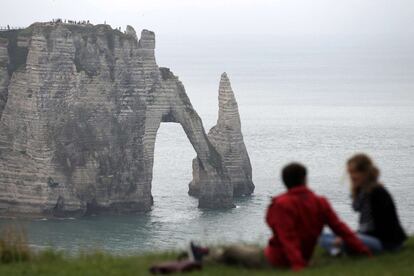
[0,238,413,275]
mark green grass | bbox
[0,238,413,275]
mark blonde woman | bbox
[320,154,407,254]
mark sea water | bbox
[1,34,413,254]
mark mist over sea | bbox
[1,34,413,253]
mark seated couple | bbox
[188,153,407,271]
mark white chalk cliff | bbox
[0,22,253,217]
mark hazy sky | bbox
[1,0,413,36]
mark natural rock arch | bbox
[141,67,235,210]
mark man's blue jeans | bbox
[319,232,383,254]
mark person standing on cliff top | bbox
[174,163,371,272]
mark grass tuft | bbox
[0,224,31,263]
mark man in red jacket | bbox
[265,163,371,270]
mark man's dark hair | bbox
[282,163,307,189]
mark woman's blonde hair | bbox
[347,153,380,197]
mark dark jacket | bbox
[365,185,407,249]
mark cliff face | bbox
[190,73,254,197]
[0,37,9,117]
[0,22,244,217]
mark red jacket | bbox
[264,185,371,271]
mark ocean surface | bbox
[1,34,414,254]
